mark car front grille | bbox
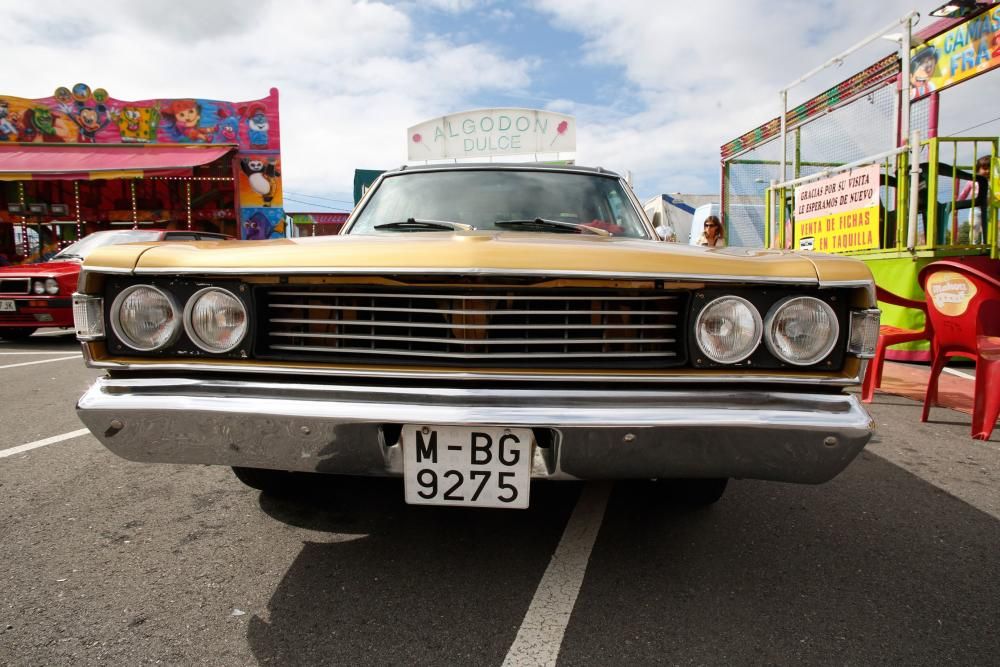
[255,285,688,369]
[0,278,30,295]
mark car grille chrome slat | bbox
[257,285,688,369]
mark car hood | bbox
[83,232,871,285]
[0,260,82,277]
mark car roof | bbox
[381,163,622,178]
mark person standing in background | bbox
[698,215,725,247]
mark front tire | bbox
[232,466,298,496]
[661,478,728,507]
[0,327,37,341]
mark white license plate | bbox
[0,300,15,312]
[402,425,533,509]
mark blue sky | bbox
[6,0,995,213]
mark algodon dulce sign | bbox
[407,108,576,160]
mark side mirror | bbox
[654,225,675,242]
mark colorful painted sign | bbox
[910,7,1000,99]
[0,83,284,240]
[0,84,280,149]
[407,109,575,160]
[925,270,977,316]
[793,163,880,253]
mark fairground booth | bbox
[720,2,1000,359]
[0,84,285,264]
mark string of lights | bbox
[130,181,138,229]
[17,182,27,258]
[74,181,82,240]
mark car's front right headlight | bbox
[695,296,763,364]
[110,285,180,351]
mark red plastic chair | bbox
[918,260,1000,440]
[861,286,932,403]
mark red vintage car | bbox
[0,229,229,340]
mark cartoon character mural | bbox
[240,103,270,149]
[910,46,939,99]
[240,156,281,207]
[161,99,217,143]
[21,106,75,143]
[55,84,112,143]
[0,100,18,140]
[214,107,240,143]
[114,106,160,143]
[242,208,285,240]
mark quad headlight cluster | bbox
[32,278,60,295]
[107,285,248,354]
[695,295,841,366]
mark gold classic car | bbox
[74,164,879,509]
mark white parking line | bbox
[943,367,976,381]
[0,428,91,459]
[0,351,83,356]
[503,481,612,667]
[0,355,81,370]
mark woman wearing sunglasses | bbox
[697,215,725,247]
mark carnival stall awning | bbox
[0,145,234,181]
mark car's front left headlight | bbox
[32,280,46,295]
[764,296,839,366]
[110,285,181,351]
[44,278,59,295]
[183,287,248,353]
[695,296,763,364]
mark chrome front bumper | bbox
[77,376,874,484]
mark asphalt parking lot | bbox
[1,330,998,665]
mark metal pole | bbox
[781,11,919,91]
[899,15,912,148]
[778,89,787,248]
[907,130,921,251]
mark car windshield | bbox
[52,230,163,260]
[348,169,649,238]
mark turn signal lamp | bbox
[73,294,104,341]
[848,309,880,358]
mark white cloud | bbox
[3,0,534,202]
[535,0,935,196]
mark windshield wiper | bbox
[494,218,609,236]
[374,218,474,232]
[53,253,82,260]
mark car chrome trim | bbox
[123,266,826,284]
[82,266,135,274]
[81,354,861,385]
[77,376,874,483]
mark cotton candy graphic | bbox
[550,120,569,147]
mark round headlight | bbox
[44,278,59,295]
[694,296,763,364]
[32,280,46,295]
[111,285,180,351]
[183,287,247,353]
[764,296,839,366]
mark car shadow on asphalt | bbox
[559,453,1000,665]
[245,476,585,666]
